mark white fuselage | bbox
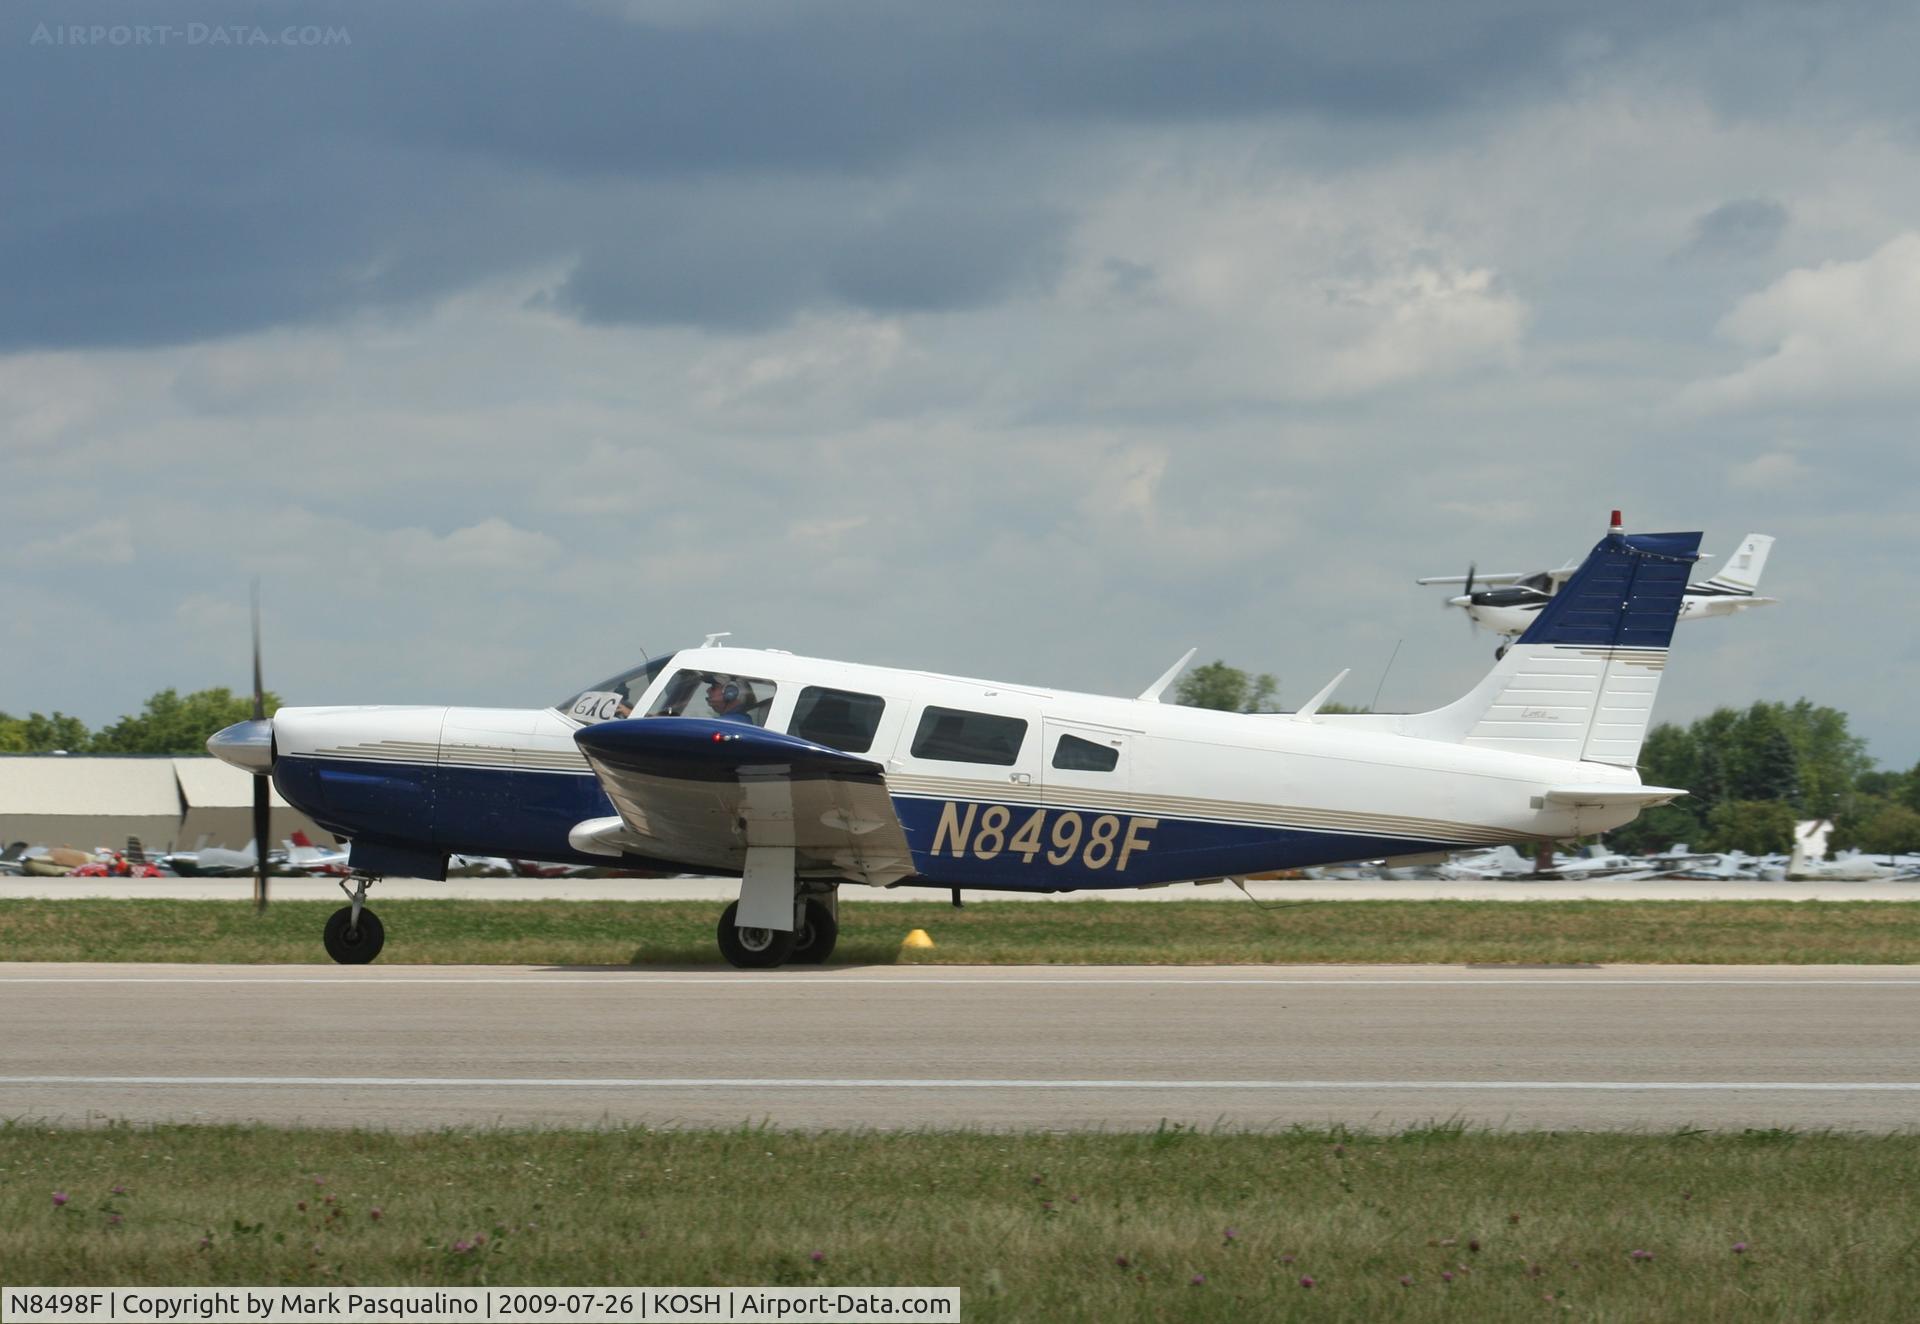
[264,646,1654,888]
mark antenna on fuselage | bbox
[1137,647,1197,703]
[702,632,732,648]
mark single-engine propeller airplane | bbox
[1419,531,1775,654]
[212,513,1701,968]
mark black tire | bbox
[323,905,385,965]
[716,900,797,969]
[789,898,839,965]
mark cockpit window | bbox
[556,653,678,725]
[646,669,778,727]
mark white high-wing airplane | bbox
[210,516,1700,968]
[1419,526,1775,651]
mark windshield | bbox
[555,653,678,725]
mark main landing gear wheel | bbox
[789,898,839,965]
[323,905,385,964]
[717,900,797,969]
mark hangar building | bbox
[0,756,337,852]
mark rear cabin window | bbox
[911,706,1028,766]
[790,686,886,753]
[1053,733,1120,772]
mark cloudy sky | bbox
[4,0,1918,766]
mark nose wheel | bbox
[324,874,385,964]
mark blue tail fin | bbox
[1401,526,1703,765]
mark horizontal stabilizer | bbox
[1543,784,1687,808]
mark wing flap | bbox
[573,718,915,885]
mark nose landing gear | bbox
[323,873,385,964]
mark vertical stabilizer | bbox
[1394,523,1703,765]
[1700,533,1774,595]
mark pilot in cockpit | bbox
[704,675,757,723]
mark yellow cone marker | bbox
[901,928,935,949]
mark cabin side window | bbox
[1052,733,1120,772]
[910,706,1028,766]
[790,686,886,753]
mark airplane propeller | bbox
[251,581,270,914]
[1451,563,1480,635]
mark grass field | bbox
[1,897,1918,965]
[3,1124,1917,1320]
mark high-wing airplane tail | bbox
[1383,518,1703,768]
[1698,533,1773,597]
[1679,531,1777,620]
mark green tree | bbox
[1727,703,1803,803]
[0,710,93,752]
[1772,699,1872,819]
[1174,661,1279,713]
[1637,722,1698,797]
[1605,800,1705,855]
[1702,798,1799,854]
[89,688,280,755]
[1848,802,1920,854]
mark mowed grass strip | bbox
[2,898,1920,964]
[4,1125,1918,1320]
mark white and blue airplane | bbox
[1420,531,1775,648]
[210,515,1701,968]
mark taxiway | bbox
[2,963,1915,1132]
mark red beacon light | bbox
[1609,509,1624,534]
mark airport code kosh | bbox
[2,1287,963,1323]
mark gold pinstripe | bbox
[305,741,592,773]
[887,775,1523,845]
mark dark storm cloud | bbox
[1676,197,1791,261]
[0,0,1854,348]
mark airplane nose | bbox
[1447,595,1472,608]
[208,718,275,774]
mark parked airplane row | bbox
[0,837,623,880]
[1314,833,1920,882]
[199,512,1785,968]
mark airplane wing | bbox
[1415,571,1536,586]
[571,718,917,887]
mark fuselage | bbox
[262,647,1646,890]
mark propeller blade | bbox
[253,773,270,913]
[251,578,269,912]
[251,579,265,722]
[1464,562,1476,600]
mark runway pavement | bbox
[11,875,1920,901]
[3,963,1917,1132]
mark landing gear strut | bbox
[789,893,839,965]
[323,873,385,964]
